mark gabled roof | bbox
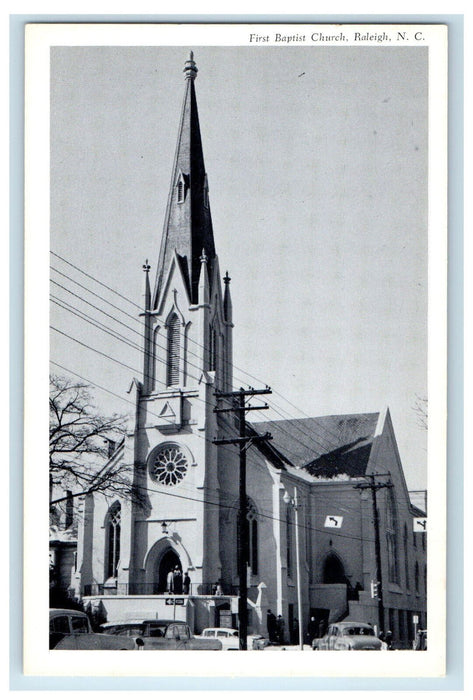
[251,413,380,477]
[153,53,216,307]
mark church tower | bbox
[124,53,235,595]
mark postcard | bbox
[24,22,447,679]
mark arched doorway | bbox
[322,552,346,584]
[155,548,182,593]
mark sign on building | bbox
[324,515,343,528]
[413,517,427,532]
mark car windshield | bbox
[70,616,89,633]
[109,625,144,636]
[342,627,375,636]
[146,624,168,637]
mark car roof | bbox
[335,621,374,628]
[50,608,87,618]
[202,627,237,633]
[102,619,182,627]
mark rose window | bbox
[150,445,188,486]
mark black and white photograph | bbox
[23,23,448,679]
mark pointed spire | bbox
[153,53,216,307]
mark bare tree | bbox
[49,375,137,509]
[413,394,428,431]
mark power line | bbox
[51,251,140,310]
[50,251,348,451]
[49,360,379,546]
[50,313,345,471]
[49,294,339,465]
[50,280,341,463]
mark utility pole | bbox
[354,473,393,635]
[283,486,304,649]
[213,386,272,650]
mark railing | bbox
[83,582,259,597]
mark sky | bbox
[50,44,428,490]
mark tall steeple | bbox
[153,52,216,308]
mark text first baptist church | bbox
[74,54,426,648]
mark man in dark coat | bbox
[276,615,285,644]
[266,609,277,643]
[172,566,183,594]
[307,616,318,644]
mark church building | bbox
[74,54,426,649]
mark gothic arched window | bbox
[247,500,258,576]
[106,502,121,579]
[236,498,259,576]
[167,314,180,386]
[209,324,217,372]
[403,523,410,590]
[386,489,400,584]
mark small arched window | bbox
[167,314,180,386]
[177,176,186,204]
[106,502,121,579]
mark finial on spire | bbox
[224,271,231,285]
[183,51,198,80]
[200,248,208,264]
[143,259,151,273]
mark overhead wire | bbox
[50,359,378,547]
[50,253,348,455]
[50,250,344,449]
[49,299,352,471]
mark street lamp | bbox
[283,486,304,650]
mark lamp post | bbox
[283,486,304,650]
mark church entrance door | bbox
[156,549,181,593]
[322,553,346,584]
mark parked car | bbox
[50,608,137,650]
[100,619,222,650]
[312,622,386,651]
[200,627,239,650]
[199,628,270,650]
